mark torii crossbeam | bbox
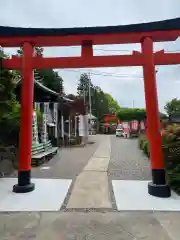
[1,17,180,198]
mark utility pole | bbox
[83,87,86,105]
[132,99,135,108]
[88,72,92,135]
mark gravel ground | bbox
[108,136,151,180]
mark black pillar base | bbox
[148,182,171,198]
[13,170,35,193]
[148,169,171,198]
[13,182,35,193]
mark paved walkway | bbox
[67,135,111,209]
[0,212,179,240]
[0,135,180,240]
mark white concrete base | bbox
[0,178,71,212]
[113,180,180,211]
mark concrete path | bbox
[0,212,179,240]
[67,135,112,209]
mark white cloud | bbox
[1,0,180,112]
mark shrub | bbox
[162,124,180,143]
[163,141,180,194]
[0,102,20,146]
[138,133,180,194]
[143,141,150,157]
[0,52,20,146]
[138,133,147,149]
[35,109,43,128]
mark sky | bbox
[1,0,180,112]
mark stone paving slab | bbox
[0,212,178,240]
[93,136,111,158]
[67,171,112,209]
[154,212,180,240]
[93,147,111,158]
[67,135,112,209]
[83,156,110,171]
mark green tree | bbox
[66,94,77,100]
[105,93,121,114]
[77,73,91,97]
[34,69,64,95]
[0,49,20,145]
[77,73,93,111]
[116,108,146,121]
[17,46,43,57]
[77,73,120,120]
[116,108,166,121]
[164,98,180,117]
[16,47,65,95]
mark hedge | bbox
[139,134,180,194]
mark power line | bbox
[69,46,180,53]
[59,69,143,79]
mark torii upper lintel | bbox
[0,17,180,47]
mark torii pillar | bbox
[13,42,35,193]
[142,37,170,198]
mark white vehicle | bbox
[116,124,124,137]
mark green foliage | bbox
[77,73,90,96]
[35,109,43,128]
[66,94,77,101]
[0,104,20,146]
[105,93,121,113]
[116,108,146,121]
[162,124,180,144]
[138,133,147,149]
[164,98,180,116]
[77,73,120,120]
[16,47,65,95]
[138,133,180,194]
[116,108,166,122]
[138,134,150,157]
[160,112,168,119]
[17,46,43,57]
[0,50,20,145]
[34,69,64,95]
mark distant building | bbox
[169,115,180,124]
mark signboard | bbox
[131,120,139,131]
[140,120,145,130]
[32,111,39,144]
[122,122,130,136]
[53,103,58,138]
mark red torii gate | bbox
[103,114,120,133]
[1,17,180,198]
